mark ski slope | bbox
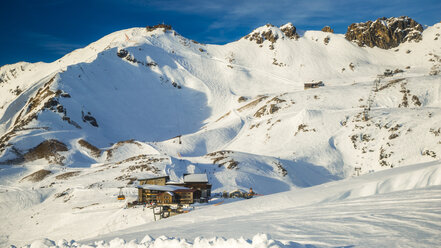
[22,160,441,247]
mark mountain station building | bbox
[137,173,211,205]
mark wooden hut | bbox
[158,192,176,204]
[182,174,212,201]
[138,176,170,186]
[137,173,212,204]
[174,189,197,204]
[304,81,324,90]
[138,185,185,204]
[137,187,163,204]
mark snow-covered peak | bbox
[53,25,182,69]
[0,62,32,84]
[280,22,294,30]
[280,22,299,39]
[242,22,300,46]
[242,24,290,45]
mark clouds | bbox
[91,0,441,45]
[21,32,83,55]
[0,0,439,65]
[121,0,440,32]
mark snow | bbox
[280,22,295,30]
[137,184,187,191]
[17,160,441,248]
[24,233,295,248]
[183,173,208,183]
[0,21,440,247]
[78,160,441,247]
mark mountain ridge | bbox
[0,17,441,247]
[0,19,440,172]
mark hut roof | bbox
[166,181,185,185]
[138,175,170,181]
[183,174,208,183]
[304,81,324,86]
[137,184,188,191]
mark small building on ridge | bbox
[304,81,324,90]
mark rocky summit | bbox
[321,26,334,33]
[345,16,423,49]
[243,23,299,47]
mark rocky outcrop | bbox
[345,16,423,49]
[244,24,278,44]
[321,26,334,33]
[20,169,52,182]
[146,24,172,32]
[280,23,299,39]
[24,140,68,161]
[243,23,299,47]
[82,111,99,127]
[2,139,70,165]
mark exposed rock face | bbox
[322,26,334,33]
[20,169,52,182]
[82,111,99,127]
[345,16,423,49]
[280,23,299,39]
[243,23,299,46]
[146,24,172,32]
[2,139,71,165]
[244,24,278,44]
[24,139,68,161]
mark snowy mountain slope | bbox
[78,160,441,248]
[0,19,440,247]
[23,160,441,248]
[1,22,440,170]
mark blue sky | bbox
[1,0,440,66]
